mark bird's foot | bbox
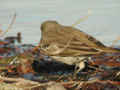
[73,61,86,78]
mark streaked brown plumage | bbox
[39,20,120,74]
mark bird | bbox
[39,20,120,75]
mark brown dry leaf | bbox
[90,55,120,67]
[16,55,35,75]
[80,80,120,90]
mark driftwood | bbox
[0,76,41,90]
[0,76,66,90]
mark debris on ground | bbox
[1,20,120,90]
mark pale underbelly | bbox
[51,56,87,65]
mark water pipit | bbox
[39,20,120,75]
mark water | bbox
[0,0,120,46]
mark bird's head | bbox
[40,20,59,32]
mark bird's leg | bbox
[76,62,85,74]
[73,57,88,77]
[74,62,86,77]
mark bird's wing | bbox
[50,26,105,56]
[40,25,119,56]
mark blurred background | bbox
[0,0,120,46]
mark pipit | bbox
[39,20,120,75]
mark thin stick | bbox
[72,9,92,27]
[111,36,120,47]
[0,13,16,37]
[41,35,74,56]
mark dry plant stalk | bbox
[0,13,16,37]
[0,76,41,90]
[0,76,66,90]
[16,54,35,75]
[72,8,92,27]
[111,36,120,47]
[40,35,73,56]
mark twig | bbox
[41,35,74,56]
[9,56,18,65]
[72,9,92,27]
[111,36,120,47]
[0,13,16,37]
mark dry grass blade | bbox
[41,35,74,56]
[111,36,120,47]
[72,8,92,27]
[0,13,16,37]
